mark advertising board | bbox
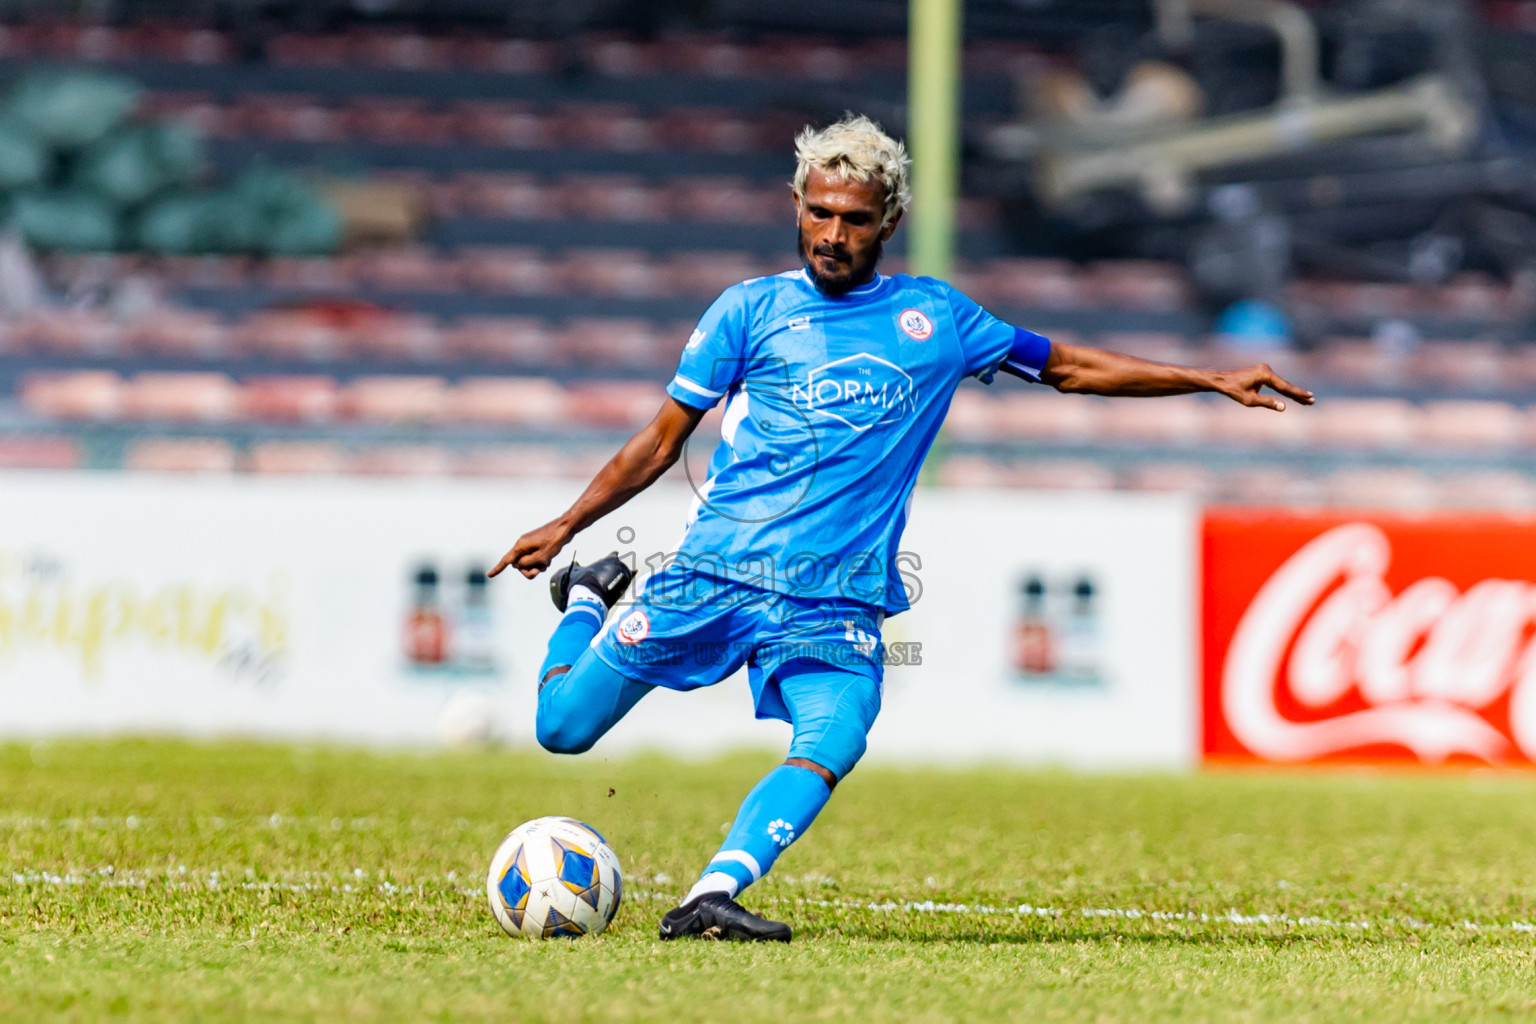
[0,472,1197,767]
[1204,510,1536,766]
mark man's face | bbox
[795,168,901,295]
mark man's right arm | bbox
[488,397,705,579]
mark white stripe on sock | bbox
[563,602,605,624]
[684,871,739,903]
[708,849,762,881]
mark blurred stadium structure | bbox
[3,0,1536,507]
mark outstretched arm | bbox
[1035,341,1314,411]
[488,397,706,579]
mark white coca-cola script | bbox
[1222,522,1536,763]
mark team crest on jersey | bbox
[615,609,650,645]
[897,308,933,341]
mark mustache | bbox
[812,245,850,261]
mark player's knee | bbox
[535,705,597,755]
[791,719,868,784]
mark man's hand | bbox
[1207,363,1315,412]
[488,519,570,579]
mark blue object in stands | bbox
[1214,299,1293,351]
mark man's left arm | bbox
[1030,341,1314,411]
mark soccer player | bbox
[489,114,1312,942]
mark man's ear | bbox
[790,184,802,217]
[879,209,902,241]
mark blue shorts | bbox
[591,567,885,727]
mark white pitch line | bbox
[6,872,1536,937]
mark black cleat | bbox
[549,552,634,612]
[658,893,792,943]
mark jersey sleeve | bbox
[946,285,1052,384]
[667,285,751,410]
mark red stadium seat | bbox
[1095,332,1198,366]
[345,375,449,424]
[456,247,560,296]
[1095,396,1208,445]
[936,454,1016,488]
[124,438,237,474]
[1123,462,1216,496]
[1084,261,1193,312]
[350,313,443,362]
[1216,466,1322,506]
[455,445,608,479]
[560,249,668,299]
[780,43,858,82]
[449,377,567,427]
[982,259,1086,310]
[238,94,347,143]
[127,309,229,359]
[557,104,659,152]
[154,255,250,289]
[670,177,780,224]
[994,392,1100,443]
[240,376,342,423]
[656,109,765,154]
[1434,470,1536,510]
[1410,340,1508,393]
[247,441,347,476]
[122,373,241,422]
[1433,273,1509,320]
[16,310,124,357]
[234,310,345,362]
[561,318,669,370]
[347,444,454,476]
[266,34,350,68]
[263,256,362,292]
[345,96,458,145]
[19,371,123,421]
[444,316,558,365]
[582,37,666,77]
[1307,398,1416,449]
[664,251,767,298]
[557,175,669,222]
[1203,396,1314,448]
[0,434,82,470]
[354,32,455,71]
[448,172,551,218]
[1416,400,1523,449]
[140,92,241,138]
[357,246,463,293]
[1323,467,1435,510]
[452,101,555,149]
[455,37,557,75]
[1312,338,1409,388]
[140,26,231,64]
[564,381,665,430]
[1006,459,1118,491]
[671,37,759,78]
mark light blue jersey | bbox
[664,268,1051,615]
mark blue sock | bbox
[686,764,832,901]
[538,587,607,685]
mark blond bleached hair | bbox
[792,114,912,228]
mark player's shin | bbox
[536,585,607,685]
[684,764,832,902]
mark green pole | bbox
[908,0,962,280]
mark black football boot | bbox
[548,552,634,613]
[658,893,792,943]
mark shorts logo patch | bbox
[616,609,650,645]
[897,308,933,341]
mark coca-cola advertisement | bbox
[1203,510,1536,766]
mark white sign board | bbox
[0,472,1196,767]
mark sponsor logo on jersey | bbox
[685,328,706,351]
[897,308,933,341]
[787,315,813,331]
[616,609,650,645]
[1205,515,1536,766]
[789,353,917,431]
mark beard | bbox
[799,230,882,296]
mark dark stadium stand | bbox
[1,13,1535,507]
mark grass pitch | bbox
[3,741,1535,1021]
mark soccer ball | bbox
[486,816,622,939]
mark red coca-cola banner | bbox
[1203,510,1536,766]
